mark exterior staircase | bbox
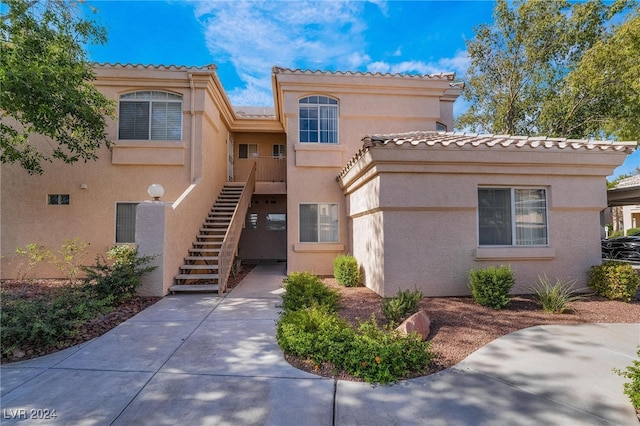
[169,183,245,294]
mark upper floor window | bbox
[436,122,447,131]
[239,143,258,159]
[478,188,548,246]
[273,144,286,157]
[299,96,338,143]
[118,91,182,140]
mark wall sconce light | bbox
[147,184,164,201]
[80,184,88,189]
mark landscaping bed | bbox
[0,264,255,364]
[285,278,640,381]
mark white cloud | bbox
[366,50,470,77]
[192,0,383,106]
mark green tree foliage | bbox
[0,0,114,174]
[561,12,640,140]
[457,0,635,138]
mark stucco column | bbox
[136,201,168,297]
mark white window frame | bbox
[299,95,338,144]
[118,91,182,141]
[478,187,549,246]
[115,202,139,244]
[273,144,286,157]
[299,203,339,243]
[239,143,258,159]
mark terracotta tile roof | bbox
[93,63,218,72]
[338,131,637,180]
[615,174,640,188]
[272,66,458,82]
[362,131,637,152]
[234,106,276,118]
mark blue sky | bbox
[86,0,637,177]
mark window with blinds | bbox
[116,202,138,243]
[118,91,182,141]
[478,188,548,246]
[299,203,338,242]
[299,96,338,143]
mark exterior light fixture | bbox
[147,184,164,201]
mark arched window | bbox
[118,91,182,140]
[436,122,447,132]
[299,95,338,143]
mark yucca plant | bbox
[531,275,584,314]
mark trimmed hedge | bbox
[333,254,360,287]
[588,261,640,302]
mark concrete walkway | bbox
[1,263,638,425]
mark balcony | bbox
[234,156,286,194]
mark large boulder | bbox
[395,310,431,341]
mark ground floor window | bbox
[299,203,338,242]
[48,194,69,205]
[116,203,138,243]
[266,213,286,230]
[478,188,548,246]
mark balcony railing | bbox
[254,156,286,182]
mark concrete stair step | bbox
[169,284,220,294]
[188,248,221,254]
[184,256,219,261]
[181,265,219,271]
[175,273,219,281]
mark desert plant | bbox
[276,305,355,365]
[468,265,515,310]
[626,228,640,236]
[344,316,432,383]
[333,254,360,287]
[281,272,341,313]
[14,243,50,280]
[382,288,423,324]
[614,347,640,411]
[530,275,584,314]
[49,237,90,283]
[588,261,640,302]
[82,247,156,304]
[0,287,112,358]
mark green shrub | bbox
[615,347,640,410]
[276,308,432,384]
[50,237,90,284]
[344,316,432,383]
[468,265,515,310]
[0,287,113,358]
[333,254,360,287]
[530,275,584,314]
[382,288,423,324]
[281,272,340,313]
[627,228,640,236]
[588,261,640,302]
[14,243,50,280]
[82,247,156,304]
[276,305,355,365]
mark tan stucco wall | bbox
[342,144,629,297]
[0,65,231,293]
[275,71,462,276]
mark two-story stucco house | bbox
[0,63,634,297]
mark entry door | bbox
[227,136,234,181]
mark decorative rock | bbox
[395,310,431,341]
